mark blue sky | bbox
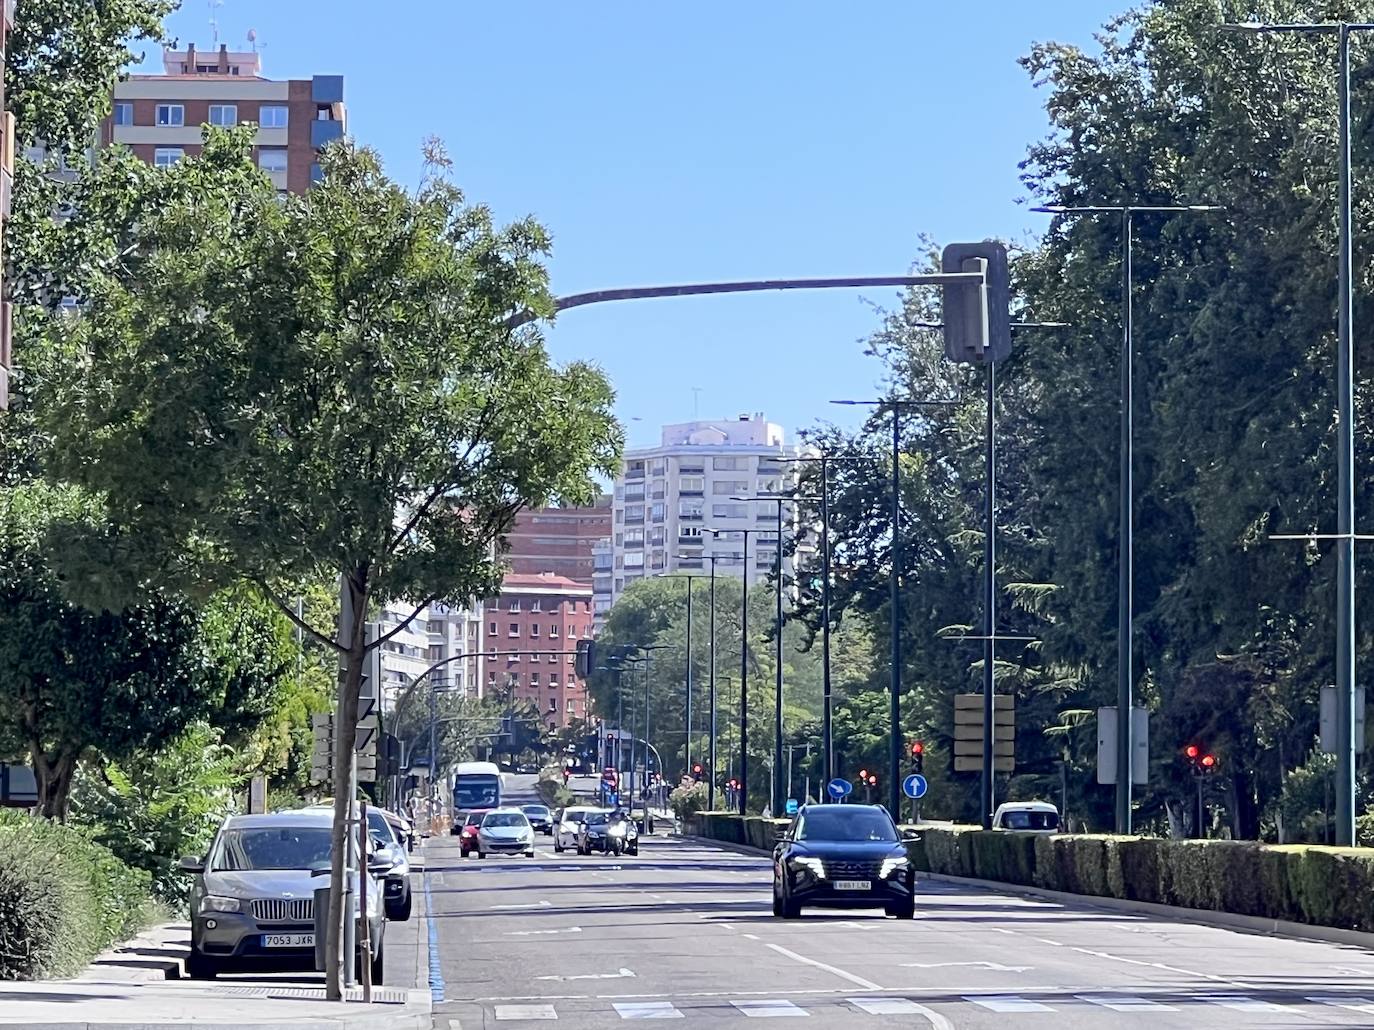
[144,2,1121,449]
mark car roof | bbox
[995,801,1058,812]
[223,809,335,830]
[483,807,528,816]
[798,802,890,814]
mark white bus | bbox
[453,760,503,811]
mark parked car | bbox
[553,806,597,853]
[180,809,388,980]
[991,801,1060,833]
[772,803,918,920]
[520,804,554,835]
[457,810,491,857]
[380,808,417,851]
[477,809,536,858]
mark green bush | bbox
[669,781,709,822]
[0,810,151,979]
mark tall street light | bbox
[832,397,958,820]
[710,526,764,813]
[1031,202,1223,834]
[778,453,868,788]
[656,571,709,777]
[1217,18,1366,849]
[678,552,735,809]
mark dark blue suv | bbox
[772,803,918,919]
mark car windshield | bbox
[367,810,395,841]
[562,809,587,822]
[522,806,550,818]
[455,777,500,807]
[484,813,528,828]
[211,826,333,870]
[464,813,486,827]
[1003,810,1059,830]
[797,808,898,843]
[584,812,609,826]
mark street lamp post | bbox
[1031,202,1223,834]
[832,397,958,819]
[1217,18,1367,848]
[658,571,711,778]
[711,527,763,813]
[680,553,734,809]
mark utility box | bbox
[1096,706,1149,785]
[1319,685,1367,753]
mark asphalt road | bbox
[422,797,1374,1029]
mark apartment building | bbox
[0,0,15,411]
[426,602,486,700]
[102,44,344,194]
[596,414,803,617]
[484,573,594,730]
[503,499,611,583]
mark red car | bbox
[457,810,491,857]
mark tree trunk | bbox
[31,747,78,821]
[325,569,368,1001]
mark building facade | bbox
[595,415,802,617]
[103,45,344,195]
[0,0,15,411]
[485,573,593,730]
[502,499,611,583]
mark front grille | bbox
[826,860,882,880]
[251,898,313,922]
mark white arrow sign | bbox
[536,968,635,981]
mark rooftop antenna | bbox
[208,0,223,44]
[691,386,702,417]
[247,28,257,51]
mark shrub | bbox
[669,781,709,822]
[0,810,151,979]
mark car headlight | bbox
[880,856,909,879]
[789,856,825,878]
[199,895,242,914]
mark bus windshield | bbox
[455,775,501,809]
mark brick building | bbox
[484,573,593,730]
[502,499,611,584]
[103,44,344,195]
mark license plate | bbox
[834,880,871,891]
[262,933,314,948]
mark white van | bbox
[991,801,1060,833]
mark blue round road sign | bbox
[826,777,853,800]
[903,774,929,800]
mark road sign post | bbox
[826,777,853,802]
[953,694,1015,776]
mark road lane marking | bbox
[614,1001,683,1019]
[967,995,1053,1012]
[506,926,583,936]
[743,933,759,940]
[990,927,1017,936]
[1032,938,1063,947]
[448,1021,462,1030]
[1199,994,1291,1013]
[904,961,1030,972]
[537,968,636,981]
[848,997,924,1015]
[489,900,552,910]
[1077,994,1177,1012]
[732,999,808,1017]
[1309,995,1374,1014]
[494,1004,558,1020]
[423,865,446,1003]
[763,942,882,991]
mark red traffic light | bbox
[911,741,924,756]
[1201,754,1217,770]
[1184,745,1200,760]
[858,768,868,779]
[868,774,878,786]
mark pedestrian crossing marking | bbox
[847,997,924,1015]
[732,999,809,1017]
[494,1003,558,1020]
[966,995,1053,1012]
[1076,994,1177,1011]
[1200,994,1290,1013]
[614,1001,683,1019]
[1309,995,1374,1014]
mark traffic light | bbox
[867,773,878,787]
[858,768,868,781]
[1183,744,1219,775]
[692,763,703,782]
[575,639,598,679]
[1200,754,1218,774]
[941,241,1011,364]
[910,741,924,774]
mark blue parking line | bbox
[423,865,445,1002]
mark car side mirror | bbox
[901,829,921,843]
[178,854,205,873]
[367,857,392,874]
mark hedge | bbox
[686,813,1374,935]
[0,810,152,980]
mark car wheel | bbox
[554,839,564,853]
[184,947,218,980]
[370,937,385,985]
[887,898,916,919]
[771,883,783,918]
[780,884,801,919]
[478,850,486,859]
[386,886,413,922]
[525,849,535,858]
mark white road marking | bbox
[743,933,760,940]
[848,997,924,1015]
[732,999,808,1017]
[1200,994,1291,1013]
[990,927,1018,936]
[967,995,1053,1013]
[448,1021,463,1030]
[506,926,583,936]
[1032,938,1063,947]
[763,943,882,991]
[494,1004,558,1020]
[537,968,635,981]
[1309,995,1374,1014]
[614,1001,683,1019]
[1077,994,1176,1011]
[489,900,552,910]
[904,961,1031,973]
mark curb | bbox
[683,833,1374,951]
[11,1016,429,1030]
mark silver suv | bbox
[180,809,387,980]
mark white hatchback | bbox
[477,808,535,858]
[553,806,605,853]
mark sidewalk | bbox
[0,851,433,1029]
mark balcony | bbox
[311,118,344,149]
[678,511,703,522]
[625,464,646,479]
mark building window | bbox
[208,104,238,126]
[509,672,521,686]
[531,673,540,686]
[489,621,498,635]
[713,503,748,519]
[550,674,560,686]
[713,480,749,495]
[624,552,644,568]
[155,104,185,127]
[153,148,184,168]
[549,624,558,638]
[531,599,542,612]
[568,653,577,664]
[258,148,288,173]
[508,600,521,612]
[566,698,576,713]
[713,456,747,471]
[651,503,665,522]
[549,698,558,712]
[508,623,519,637]
[113,102,133,126]
[625,505,644,522]
[531,624,540,637]
[680,525,703,539]
[260,105,289,128]
[679,476,705,493]
[625,528,644,546]
[488,670,497,684]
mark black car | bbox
[520,804,554,835]
[772,803,917,919]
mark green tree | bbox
[40,137,620,994]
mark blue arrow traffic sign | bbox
[785,799,799,816]
[827,777,853,800]
[903,774,928,800]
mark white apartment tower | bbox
[597,414,803,617]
